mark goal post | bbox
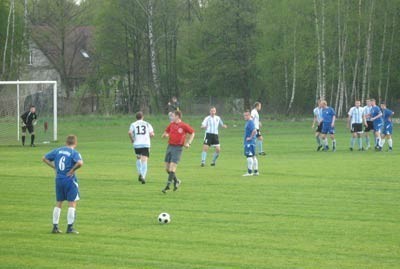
[0,80,58,143]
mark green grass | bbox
[1,115,399,268]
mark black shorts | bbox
[364,121,373,132]
[256,129,262,138]
[351,123,363,133]
[315,122,323,133]
[134,147,150,157]
[22,125,34,134]
[203,133,220,146]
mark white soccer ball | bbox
[158,212,171,224]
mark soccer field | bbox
[1,115,399,268]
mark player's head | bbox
[320,100,327,108]
[30,105,36,113]
[136,111,144,120]
[66,135,77,148]
[370,99,376,106]
[243,110,251,120]
[172,110,182,122]
[365,99,371,106]
[172,96,177,102]
[380,102,387,109]
[254,102,261,111]
[210,107,216,116]
[355,100,361,107]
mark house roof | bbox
[30,25,94,79]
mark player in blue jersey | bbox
[379,102,394,151]
[243,110,259,176]
[42,135,83,234]
[312,100,323,151]
[320,101,337,152]
[369,99,383,150]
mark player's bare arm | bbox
[331,116,336,127]
[371,112,382,121]
[42,156,55,169]
[162,131,169,138]
[312,116,317,128]
[67,160,83,177]
[128,130,134,143]
[184,133,195,148]
[246,129,257,141]
[347,115,351,128]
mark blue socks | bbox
[212,153,219,163]
[201,151,207,163]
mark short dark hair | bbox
[30,105,35,108]
[136,111,143,120]
[370,98,376,102]
[66,135,77,146]
[253,102,261,108]
[174,110,182,118]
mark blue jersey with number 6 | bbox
[45,147,82,180]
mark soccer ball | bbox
[158,212,171,224]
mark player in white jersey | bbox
[201,107,227,166]
[251,102,266,155]
[362,99,373,149]
[312,100,323,151]
[347,100,365,151]
[128,111,155,184]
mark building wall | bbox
[21,40,63,97]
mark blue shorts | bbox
[244,144,256,157]
[383,123,393,135]
[56,177,80,202]
[373,121,383,133]
[321,122,335,135]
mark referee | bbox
[21,105,37,147]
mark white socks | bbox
[247,157,254,173]
[253,157,258,171]
[67,207,76,225]
[53,207,61,225]
[141,161,148,179]
[54,206,76,226]
[388,139,393,148]
[136,159,141,175]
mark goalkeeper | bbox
[21,105,37,147]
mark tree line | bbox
[1,0,399,115]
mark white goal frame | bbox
[0,80,58,142]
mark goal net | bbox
[0,81,58,145]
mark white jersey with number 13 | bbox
[129,120,154,148]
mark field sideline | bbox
[1,115,399,268]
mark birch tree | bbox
[350,0,362,101]
[147,0,161,108]
[313,0,322,102]
[321,0,326,100]
[384,15,395,102]
[1,0,13,78]
[287,21,297,114]
[377,14,387,103]
[361,0,374,103]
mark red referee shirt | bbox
[165,121,194,146]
